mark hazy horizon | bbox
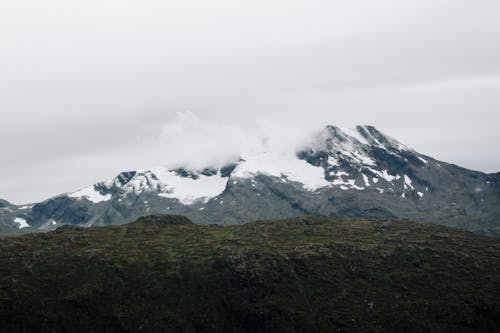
[1,0,499,204]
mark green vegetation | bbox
[0,215,499,332]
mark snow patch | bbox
[329,171,368,190]
[69,186,112,203]
[116,171,159,195]
[154,167,228,205]
[418,157,428,164]
[362,174,370,187]
[350,150,376,166]
[14,217,30,229]
[368,169,397,182]
[403,175,414,190]
[327,156,338,166]
[232,152,331,191]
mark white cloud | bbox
[157,111,258,169]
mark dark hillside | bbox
[0,215,499,332]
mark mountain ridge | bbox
[1,125,499,236]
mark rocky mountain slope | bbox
[1,125,499,236]
[0,199,31,234]
[0,215,498,332]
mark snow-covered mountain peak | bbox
[314,125,408,153]
[4,124,499,237]
[64,125,426,207]
[58,124,443,215]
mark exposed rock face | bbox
[1,125,499,236]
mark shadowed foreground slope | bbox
[0,215,499,332]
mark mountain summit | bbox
[2,125,499,236]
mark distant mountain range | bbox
[1,125,499,236]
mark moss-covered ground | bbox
[0,215,499,332]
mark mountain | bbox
[0,199,32,234]
[1,125,499,236]
[0,215,498,332]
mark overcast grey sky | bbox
[1,0,499,204]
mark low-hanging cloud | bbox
[116,111,320,171]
